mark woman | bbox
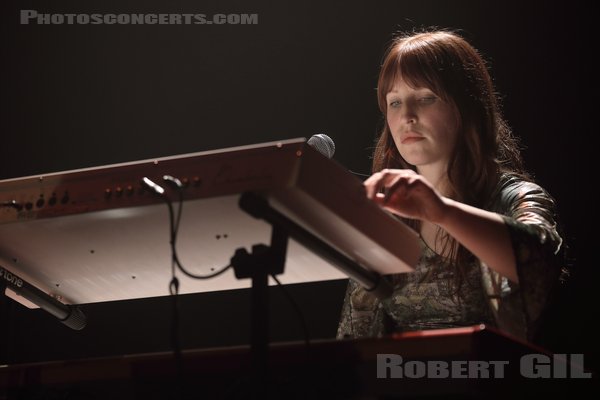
[337,30,565,342]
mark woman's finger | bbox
[384,175,410,204]
[364,169,418,200]
[364,171,385,198]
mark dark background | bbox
[0,0,593,371]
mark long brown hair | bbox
[373,30,528,272]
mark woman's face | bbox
[385,78,459,171]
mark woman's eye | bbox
[388,100,401,108]
[419,96,436,104]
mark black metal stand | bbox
[230,207,288,397]
[230,191,393,396]
[236,192,392,300]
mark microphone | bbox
[307,134,370,179]
[307,134,335,159]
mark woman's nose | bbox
[401,105,418,125]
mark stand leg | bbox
[231,223,288,398]
[250,266,268,396]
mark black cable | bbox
[145,176,315,397]
[143,176,231,280]
[348,169,370,178]
[163,175,183,235]
[154,191,184,394]
[169,275,183,391]
[270,274,310,348]
[160,175,232,280]
[160,175,234,398]
[173,253,232,280]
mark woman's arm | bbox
[365,169,565,339]
[436,198,517,282]
[364,169,517,282]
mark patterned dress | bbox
[337,174,565,341]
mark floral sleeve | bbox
[483,176,565,340]
[336,279,382,339]
[336,280,356,338]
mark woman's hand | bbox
[364,169,449,224]
[365,169,518,282]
